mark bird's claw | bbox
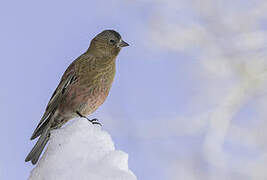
[90,118,99,122]
[76,111,102,126]
[88,118,102,126]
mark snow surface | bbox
[28,118,137,180]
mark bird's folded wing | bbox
[30,66,76,140]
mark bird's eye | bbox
[109,39,115,44]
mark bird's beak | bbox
[118,40,129,48]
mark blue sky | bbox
[1,0,267,179]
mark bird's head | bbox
[89,30,129,57]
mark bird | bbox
[25,30,129,165]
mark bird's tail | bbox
[25,122,50,165]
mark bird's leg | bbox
[76,111,102,126]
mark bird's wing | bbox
[30,62,77,140]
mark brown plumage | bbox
[25,30,129,165]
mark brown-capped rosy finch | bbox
[25,30,129,165]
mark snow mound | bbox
[28,118,137,180]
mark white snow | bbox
[28,118,137,180]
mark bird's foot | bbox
[76,111,102,126]
[88,118,102,126]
